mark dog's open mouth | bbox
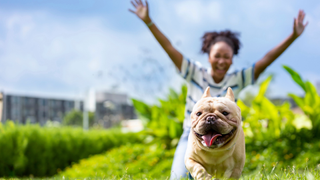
[194,128,236,147]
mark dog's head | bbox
[191,87,241,149]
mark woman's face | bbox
[208,41,233,83]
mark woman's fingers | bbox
[297,11,301,22]
[128,9,136,14]
[296,10,307,26]
[299,10,303,19]
[134,0,140,6]
[300,11,305,23]
[131,1,137,8]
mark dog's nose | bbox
[206,115,216,124]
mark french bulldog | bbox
[184,87,245,179]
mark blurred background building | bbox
[0,92,83,125]
[0,91,137,128]
[95,91,137,128]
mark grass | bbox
[2,167,320,180]
[241,166,320,180]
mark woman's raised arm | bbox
[129,0,183,71]
[254,10,308,80]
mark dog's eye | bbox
[196,112,202,116]
[222,111,229,116]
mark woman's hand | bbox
[254,10,308,80]
[293,10,308,38]
[129,0,151,24]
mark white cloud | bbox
[237,0,295,29]
[174,0,221,24]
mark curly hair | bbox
[201,30,241,55]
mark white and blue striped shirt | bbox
[178,57,255,129]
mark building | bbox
[1,91,137,128]
[1,92,83,125]
[95,91,137,128]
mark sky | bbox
[0,0,320,104]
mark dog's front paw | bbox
[194,170,212,180]
[205,174,213,180]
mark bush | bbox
[284,65,320,136]
[0,121,144,177]
[238,74,320,174]
[132,85,187,149]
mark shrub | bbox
[0,121,143,177]
[238,75,320,174]
[132,85,187,149]
[284,65,320,136]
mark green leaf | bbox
[305,81,320,106]
[131,99,152,121]
[255,76,272,102]
[288,93,305,109]
[237,99,250,118]
[261,98,278,120]
[283,65,306,92]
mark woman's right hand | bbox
[129,0,151,24]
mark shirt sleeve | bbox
[176,57,204,83]
[240,63,256,88]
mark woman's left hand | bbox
[293,10,308,38]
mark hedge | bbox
[0,121,143,177]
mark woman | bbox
[129,0,308,179]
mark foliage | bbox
[237,73,320,174]
[0,121,143,177]
[131,85,187,149]
[62,110,95,127]
[284,65,320,135]
[238,76,295,143]
[57,143,175,179]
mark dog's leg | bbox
[229,168,242,179]
[185,158,212,180]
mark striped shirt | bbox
[178,57,255,129]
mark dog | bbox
[185,87,245,179]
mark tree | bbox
[63,110,95,127]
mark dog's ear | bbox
[225,87,235,102]
[201,87,211,98]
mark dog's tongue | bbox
[202,132,222,147]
